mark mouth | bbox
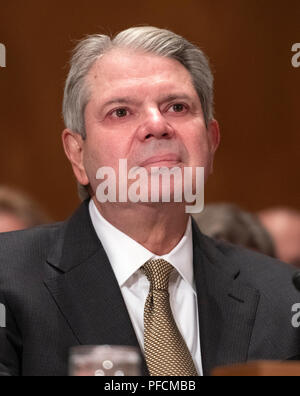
[140,154,182,168]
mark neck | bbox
[92,197,189,256]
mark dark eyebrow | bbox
[100,93,193,111]
[161,94,194,103]
[101,97,139,109]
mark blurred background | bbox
[0,0,300,221]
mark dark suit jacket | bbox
[0,200,299,376]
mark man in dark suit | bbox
[0,26,299,376]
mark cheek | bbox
[182,127,211,166]
[83,131,130,181]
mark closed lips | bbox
[140,154,181,167]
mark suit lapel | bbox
[43,202,260,377]
[192,220,261,376]
[44,201,149,375]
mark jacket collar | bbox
[45,200,149,375]
[192,219,260,375]
[45,201,260,376]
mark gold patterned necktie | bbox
[142,259,198,376]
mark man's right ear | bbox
[62,129,89,186]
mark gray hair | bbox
[193,204,276,258]
[63,26,215,200]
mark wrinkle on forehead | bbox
[91,48,182,76]
[87,49,196,103]
[90,49,189,80]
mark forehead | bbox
[87,49,195,98]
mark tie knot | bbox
[143,259,174,291]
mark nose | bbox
[137,107,175,141]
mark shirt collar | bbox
[89,199,195,292]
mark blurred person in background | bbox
[259,208,300,268]
[193,204,276,257]
[0,186,50,232]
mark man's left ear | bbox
[207,119,221,174]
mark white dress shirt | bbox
[89,199,203,375]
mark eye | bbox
[167,103,188,113]
[110,108,130,118]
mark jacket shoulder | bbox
[0,222,65,273]
[200,232,297,296]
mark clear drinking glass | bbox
[69,345,142,376]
